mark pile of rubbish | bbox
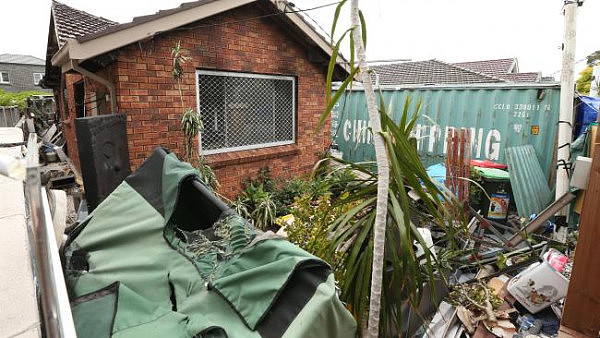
[423,246,573,338]
[2,101,84,237]
[415,123,597,337]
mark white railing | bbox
[24,133,76,337]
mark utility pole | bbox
[555,0,579,218]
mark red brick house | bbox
[43,0,346,198]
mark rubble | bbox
[417,135,587,337]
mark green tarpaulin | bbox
[63,148,356,337]
[472,166,510,180]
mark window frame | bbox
[195,69,296,155]
[33,73,44,85]
[0,71,10,84]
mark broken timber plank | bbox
[54,146,83,186]
[506,192,575,247]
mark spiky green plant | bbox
[171,41,208,171]
[325,98,468,335]
[236,182,278,230]
[171,41,190,90]
[251,191,277,230]
[180,108,202,161]
[231,198,251,219]
[195,155,219,191]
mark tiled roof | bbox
[51,1,118,47]
[0,54,45,65]
[76,0,217,43]
[370,59,505,86]
[501,72,541,83]
[452,58,516,78]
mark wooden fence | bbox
[0,106,21,128]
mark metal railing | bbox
[24,133,76,337]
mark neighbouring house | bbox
[370,58,543,86]
[42,0,346,198]
[0,54,50,93]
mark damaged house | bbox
[42,0,346,197]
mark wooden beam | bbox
[560,130,600,337]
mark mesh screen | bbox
[197,71,295,153]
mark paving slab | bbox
[0,128,40,337]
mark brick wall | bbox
[70,3,331,199]
[61,73,82,169]
[60,64,118,170]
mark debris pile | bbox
[415,126,597,337]
[4,100,84,240]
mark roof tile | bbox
[501,72,541,83]
[452,58,516,77]
[52,1,118,47]
[370,59,505,86]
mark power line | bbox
[548,57,588,76]
[289,2,335,42]
[341,58,413,64]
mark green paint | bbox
[332,84,561,179]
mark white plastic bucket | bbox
[507,261,569,313]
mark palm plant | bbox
[321,3,467,333]
[328,100,468,336]
[322,0,389,335]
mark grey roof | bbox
[501,72,541,83]
[51,1,118,47]
[452,58,517,78]
[370,59,506,86]
[0,54,45,65]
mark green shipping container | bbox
[332,83,560,178]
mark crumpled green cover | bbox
[64,148,356,337]
[472,166,510,180]
[71,282,190,338]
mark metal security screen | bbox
[196,70,296,154]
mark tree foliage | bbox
[285,191,353,282]
[586,50,600,66]
[576,66,593,95]
[577,50,600,95]
[0,89,48,109]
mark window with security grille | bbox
[196,70,296,154]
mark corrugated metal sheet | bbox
[505,145,553,217]
[332,83,560,178]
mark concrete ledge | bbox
[0,158,40,337]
